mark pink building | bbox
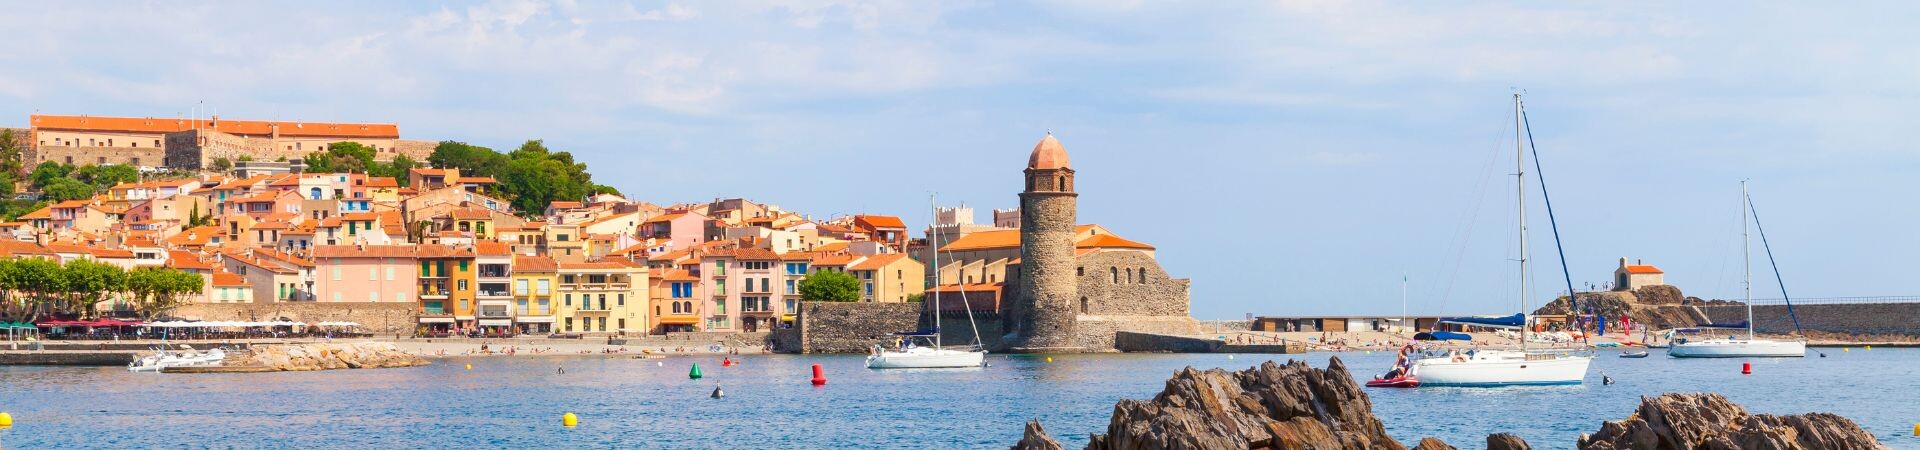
[311,245,419,303]
[640,211,710,252]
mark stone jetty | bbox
[1012,356,1883,449]
[221,342,427,371]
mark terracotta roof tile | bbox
[31,114,398,138]
[513,255,558,272]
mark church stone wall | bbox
[1007,187,1078,351]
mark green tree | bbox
[42,178,96,201]
[127,268,202,320]
[211,157,233,171]
[378,154,419,181]
[29,162,73,190]
[60,260,126,318]
[798,271,862,302]
[9,258,63,320]
[0,172,15,198]
[305,142,379,174]
[0,129,24,177]
[428,141,507,177]
[72,164,138,189]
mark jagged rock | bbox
[1411,437,1457,450]
[226,342,429,372]
[1485,433,1530,450]
[1011,420,1065,450]
[1576,393,1883,450]
[1081,357,1409,450]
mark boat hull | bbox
[865,348,985,369]
[1667,339,1805,358]
[1365,376,1420,388]
[1412,351,1592,387]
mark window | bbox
[618,318,626,330]
[785,279,796,295]
[1137,267,1147,283]
[597,317,606,331]
[1078,267,1085,276]
[1111,267,1119,284]
[1080,297,1089,314]
[457,280,468,291]
[369,267,378,281]
[556,234,570,242]
[519,299,530,314]
[564,294,572,306]
[332,292,342,301]
[562,275,576,284]
[458,261,468,272]
[515,280,529,295]
[564,318,573,332]
[597,294,607,310]
[332,268,342,281]
[369,292,378,302]
[1126,268,1134,284]
[537,279,551,295]
[387,267,396,280]
[617,293,625,306]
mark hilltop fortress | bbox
[20,114,435,169]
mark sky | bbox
[3,1,1917,319]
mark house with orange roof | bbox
[208,272,254,304]
[221,248,313,302]
[410,244,477,331]
[554,259,648,335]
[166,226,224,249]
[310,245,420,305]
[639,211,708,252]
[851,215,909,250]
[225,188,302,220]
[364,177,403,202]
[1613,257,1666,291]
[16,205,53,230]
[47,199,114,234]
[848,253,926,303]
[648,267,702,333]
[408,167,459,191]
[511,255,559,333]
[472,241,516,332]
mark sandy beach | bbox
[386,338,769,359]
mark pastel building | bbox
[556,261,647,335]
[512,255,558,334]
[310,245,418,303]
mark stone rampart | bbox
[791,301,919,354]
[28,145,165,167]
[1699,302,1920,336]
[173,302,418,335]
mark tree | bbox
[8,258,63,320]
[0,129,24,177]
[0,172,15,198]
[798,271,862,302]
[42,178,96,201]
[72,164,138,189]
[60,260,126,318]
[29,162,72,190]
[380,154,419,181]
[127,268,201,320]
[428,141,507,177]
[211,157,233,172]
[186,200,211,228]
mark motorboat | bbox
[1619,351,1649,358]
[1366,376,1420,388]
[128,346,226,372]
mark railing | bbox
[478,289,512,297]
[1741,296,1920,305]
[478,311,512,318]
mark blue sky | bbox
[4,1,1916,318]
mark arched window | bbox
[308,187,322,199]
[1137,267,1148,283]
[1077,266,1084,276]
[1057,175,1066,190]
[1126,268,1134,284]
[1110,267,1119,283]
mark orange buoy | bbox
[810,363,827,386]
[722,357,736,367]
[1741,362,1752,375]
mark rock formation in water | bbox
[1011,420,1066,450]
[1577,393,1884,450]
[1075,356,1419,449]
[1014,358,1883,450]
[227,342,429,371]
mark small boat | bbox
[866,194,988,370]
[1619,351,1649,358]
[1668,182,1806,359]
[128,346,227,372]
[1366,376,1420,388]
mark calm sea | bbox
[1,348,1914,448]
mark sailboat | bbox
[1668,182,1806,358]
[865,195,988,369]
[1409,93,1595,387]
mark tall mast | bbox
[1514,93,1530,350]
[1742,180,1753,340]
[930,194,942,348]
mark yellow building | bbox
[512,255,559,334]
[849,254,926,303]
[556,260,648,335]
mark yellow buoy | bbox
[0,411,12,427]
[1045,357,1053,363]
[1844,348,1850,352]
[465,364,473,370]
[1865,345,1872,351]
[563,412,578,427]
[1912,422,1918,436]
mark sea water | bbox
[0,348,1914,448]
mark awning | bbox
[780,314,796,323]
[515,316,554,323]
[658,316,699,325]
[478,319,512,327]
[1439,313,1525,329]
[418,317,455,324]
[1415,331,1472,341]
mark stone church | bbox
[999,133,1198,352]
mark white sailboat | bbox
[1410,93,1593,387]
[1669,181,1806,358]
[865,195,987,369]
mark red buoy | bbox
[1741,362,1752,375]
[810,364,827,386]
[722,357,735,367]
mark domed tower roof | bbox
[1027,132,1070,170]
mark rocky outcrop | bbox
[1069,357,1418,449]
[1486,433,1531,450]
[1011,420,1066,450]
[1013,359,1883,450]
[226,342,428,371]
[1577,393,1884,450]
[1535,285,1716,331]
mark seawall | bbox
[1699,303,1920,336]
[175,302,419,335]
